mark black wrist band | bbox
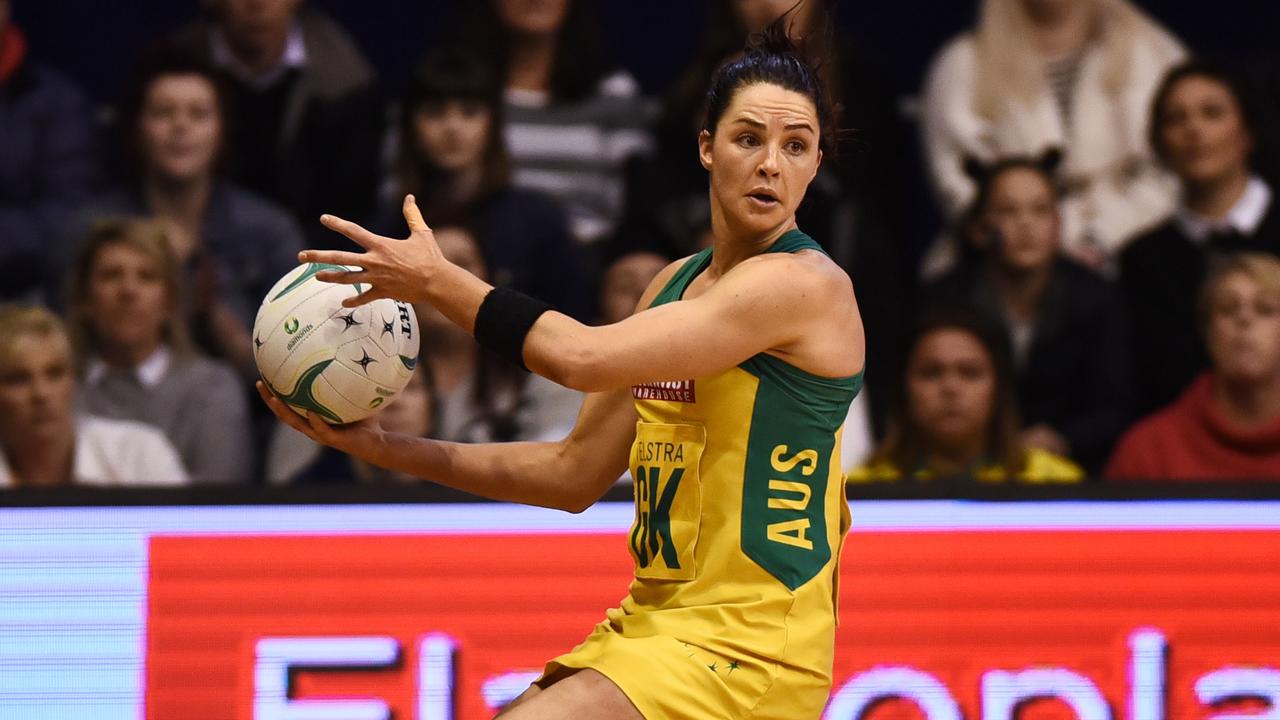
[473,287,553,371]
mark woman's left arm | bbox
[305,197,850,393]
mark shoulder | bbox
[178,355,244,393]
[484,187,567,222]
[296,7,376,91]
[1105,399,1189,478]
[1018,448,1086,483]
[633,254,699,312]
[78,416,189,486]
[737,248,852,302]
[20,62,91,109]
[925,33,977,85]
[219,183,300,228]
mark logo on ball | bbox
[284,317,300,334]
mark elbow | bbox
[560,496,594,514]
[541,346,612,393]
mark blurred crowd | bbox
[3,0,1280,489]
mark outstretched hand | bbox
[303,194,444,308]
[256,381,385,462]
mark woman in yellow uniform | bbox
[259,16,864,720]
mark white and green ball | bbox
[253,263,420,424]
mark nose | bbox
[757,144,781,178]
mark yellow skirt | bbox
[537,616,830,720]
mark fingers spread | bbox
[298,249,365,267]
[320,214,383,250]
[403,194,432,234]
[315,269,368,285]
[342,287,389,308]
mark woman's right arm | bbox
[259,382,637,513]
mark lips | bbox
[746,187,781,207]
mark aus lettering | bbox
[765,445,820,551]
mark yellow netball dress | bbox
[539,229,863,719]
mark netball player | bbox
[259,16,864,720]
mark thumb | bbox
[403,194,431,234]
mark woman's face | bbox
[84,243,170,354]
[600,252,669,324]
[699,82,823,238]
[139,74,222,183]
[413,99,492,174]
[1206,271,1280,384]
[906,329,996,453]
[380,367,433,438]
[1158,75,1253,188]
[497,0,569,36]
[983,167,1060,274]
[0,333,75,448]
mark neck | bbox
[225,32,289,76]
[1184,170,1251,221]
[6,429,75,488]
[424,327,477,392]
[1029,3,1094,57]
[707,201,798,278]
[507,33,557,93]
[98,338,162,371]
[146,173,211,226]
[926,437,987,477]
[1214,371,1280,428]
[993,262,1052,323]
[443,164,485,207]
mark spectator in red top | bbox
[1107,253,1280,480]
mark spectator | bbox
[67,218,253,485]
[597,251,668,325]
[0,303,188,488]
[268,363,437,485]
[379,47,592,320]
[0,0,97,301]
[169,0,383,247]
[1120,61,1280,414]
[1108,254,1280,480]
[923,153,1131,470]
[417,225,582,443]
[921,0,1185,274]
[849,312,1083,483]
[451,0,655,245]
[72,47,303,376]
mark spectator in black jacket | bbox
[1120,60,1280,414]
[923,152,1132,471]
[0,0,97,301]
[168,0,383,248]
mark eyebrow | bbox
[731,117,815,134]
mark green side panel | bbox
[738,353,860,591]
[739,371,836,591]
[766,229,825,256]
[269,358,343,423]
[271,263,349,301]
[648,249,712,308]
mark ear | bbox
[698,130,714,172]
[813,147,824,181]
[1038,147,1064,174]
[962,155,988,183]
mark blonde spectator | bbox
[850,312,1082,484]
[1108,254,1280,481]
[0,304,188,488]
[921,0,1185,275]
[67,218,252,485]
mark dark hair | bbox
[450,0,613,103]
[871,309,1026,479]
[1148,59,1258,167]
[117,45,233,181]
[962,149,1063,218]
[701,8,836,153]
[396,47,511,223]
